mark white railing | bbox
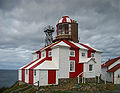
[77,72,83,84]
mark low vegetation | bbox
[2,78,119,93]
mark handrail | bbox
[77,72,83,77]
[77,72,83,84]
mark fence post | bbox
[78,76,79,84]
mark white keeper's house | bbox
[19,16,102,86]
[101,57,120,84]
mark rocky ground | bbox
[2,78,120,93]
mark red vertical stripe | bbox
[22,69,25,82]
[70,49,83,78]
[38,52,41,59]
[29,70,33,84]
[48,70,56,84]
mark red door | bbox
[48,70,56,84]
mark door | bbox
[48,70,56,84]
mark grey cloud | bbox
[0,0,120,69]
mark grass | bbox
[3,82,35,93]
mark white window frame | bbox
[82,52,85,57]
[89,64,93,72]
[70,61,75,72]
[91,53,94,57]
[48,51,52,57]
[70,50,75,57]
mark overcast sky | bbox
[0,0,120,69]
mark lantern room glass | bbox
[57,23,71,35]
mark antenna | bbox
[44,25,54,46]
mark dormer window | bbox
[48,51,52,57]
[91,53,94,57]
[70,50,75,56]
[82,52,85,57]
[37,54,39,59]
[41,52,45,58]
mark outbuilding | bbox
[101,57,120,84]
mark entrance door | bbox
[48,70,56,84]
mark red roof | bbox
[101,57,120,68]
[62,40,79,49]
[22,59,39,70]
[79,43,96,51]
[107,64,120,72]
[58,16,72,24]
[33,41,61,53]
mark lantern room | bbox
[56,16,79,43]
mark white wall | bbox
[114,68,120,84]
[58,46,70,78]
[25,69,29,83]
[56,70,59,85]
[94,52,102,76]
[101,67,113,82]
[33,70,39,86]
[83,60,96,78]
[52,47,60,67]
[101,67,107,80]
[79,49,87,62]
[109,59,120,70]
[18,69,21,81]
[52,46,69,79]
[39,70,48,86]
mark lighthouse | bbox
[19,16,102,86]
[55,16,79,43]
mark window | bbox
[26,70,28,75]
[89,64,93,71]
[48,51,52,57]
[37,54,39,59]
[69,24,71,35]
[91,53,94,57]
[62,24,69,34]
[34,70,36,76]
[58,24,62,35]
[70,61,75,72]
[70,50,75,56]
[82,53,85,57]
[42,52,45,57]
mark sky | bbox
[0,0,120,69]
